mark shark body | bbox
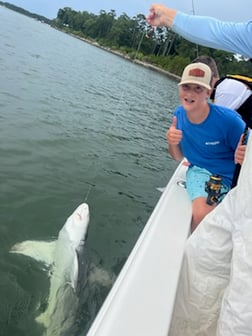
[10,203,90,336]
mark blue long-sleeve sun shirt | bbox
[173,12,252,58]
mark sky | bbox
[5,0,252,22]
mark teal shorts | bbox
[186,165,230,202]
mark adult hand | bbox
[234,133,247,165]
[146,4,177,28]
[166,116,182,145]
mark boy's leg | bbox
[186,166,230,232]
[191,197,214,232]
[186,166,215,232]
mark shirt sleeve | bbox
[173,12,252,58]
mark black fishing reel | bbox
[205,175,222,205]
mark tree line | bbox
[0,1,51,24]
[54,7,252,77]
[2,2,252,77]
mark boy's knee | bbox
[191,198,214,230]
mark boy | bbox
[167,62,245,231]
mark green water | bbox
[0,7,179,336]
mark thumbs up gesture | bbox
[234,133,247,165]
[166,116,182,145]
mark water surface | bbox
[0,7,179,335]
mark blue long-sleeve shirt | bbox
[173,12,252,58]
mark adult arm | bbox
[173,13,252,58]
[147,4,252,58]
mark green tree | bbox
[52,6,252,78]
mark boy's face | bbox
[179,83,210,112]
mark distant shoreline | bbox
[66,31,181,82]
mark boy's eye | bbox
[194,86,204,93]
[181,84,204,93]
[181,84,190,91]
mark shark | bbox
[10,202,90,336]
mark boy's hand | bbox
[166,116,183,145]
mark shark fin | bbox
[10,240,56,267]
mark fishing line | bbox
[82,56,138,203]
[82,31,153,202]
[82,3,173,205]
[83,86,127,203]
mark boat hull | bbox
[87,161,191,336]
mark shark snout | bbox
[76,203,89,222]
[64,203,90,245]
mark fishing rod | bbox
[191,0,199,57]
